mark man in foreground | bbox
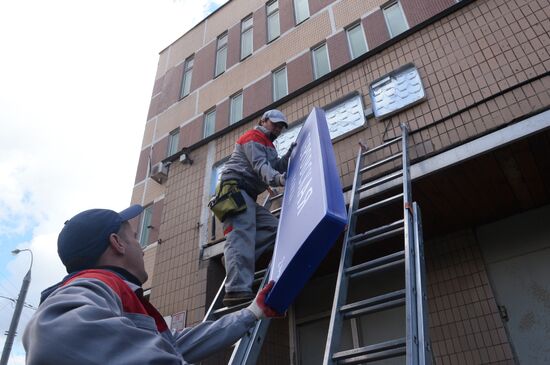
[23,205,280,365]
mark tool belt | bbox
[208,179,247,222]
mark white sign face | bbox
[170,311,187,332]
[370,63,425,119]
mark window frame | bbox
[240,15,254,60]
[167,128,180,157]
[266,0,280,43]
[346,22,368,60]
[229,92,243,125]
[272,66,288,102]
[139,205,153,248]
[214,32,228,77]
[203,108,217,138]
[382,1,409,38]
[180,56,194,99]
[293,0,310,25]
[311,42,331,80]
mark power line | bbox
[0,295,36,311]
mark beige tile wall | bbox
[131,183,145,205]
[155,92,198,141]
[332,0,386,29]
[426,230,515,364]
[204,0,266,42]
[164,22,207,71]
[141,118,156,148]
[197,10,333,111]
[143,180,166,206]
[142,244,158,290]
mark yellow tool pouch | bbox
[208,180,247,222]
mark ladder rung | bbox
[353,227,404,248]
[271,207,282,214]
[346,250,405,279]
[338,347,406,364]
[358,171,403,193]
[350,220,404,243]
[361,136,401,157]
[353,193,404,217]
[270,193,283,201]
[254,268,268,278]
[333,338,406,362]
[213,300,251,317]
[360,152,403,174]
[341,289,406,319]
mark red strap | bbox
[224,225,233,235]
[64,269,168,332]
[237,129,274,147]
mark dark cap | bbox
[262,109,288,128]
[57,205,143,273]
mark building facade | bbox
[130,0,550,363]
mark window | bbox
[180,56,194,98]
[241,16,253,59]
[293,0,309,24]
[272,66,288,101]
[274,94,366,154]
[346,23,368,59]
[215,33,228,77]
[312,43,330,79]
[210,160,227,196]
[383,1,409,37]
[266,0,280,42]
[230,92,243,125]
[139,205,153,248]
[167,129,180,157]
[204,109,216,138]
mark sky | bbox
[0,1,226,363]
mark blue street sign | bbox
[266,108,347,313]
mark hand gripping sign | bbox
[266,108,347,313]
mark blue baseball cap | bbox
[262,109,288,128]
[58,205,143,273]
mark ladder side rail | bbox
[203,276,228,322]
[413,202,432,365]
[401,123,419,365]
[322,146,365,365]
[228,266,272,365]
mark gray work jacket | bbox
[23,270,256,364]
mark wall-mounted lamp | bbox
[179,149,193,165]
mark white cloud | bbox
[0,1,227,363]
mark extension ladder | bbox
[322,123,431,364]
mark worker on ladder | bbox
[23,205,281,365]
[209,109,296,306]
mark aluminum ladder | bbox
[202,189,283,365]
[322,124,431,365]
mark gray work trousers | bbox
[223,191,278,293]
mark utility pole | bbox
[1,249,32,365]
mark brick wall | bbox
[426,229,515,364]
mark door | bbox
[477,204,550,364]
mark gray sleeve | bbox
[173,309,257,363]
[23,279,184,365]
[243,141,284,186]
[271,153,290,174]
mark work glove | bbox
[284,142,297,159]
[247,281,284,319]
[278,173,286,186]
